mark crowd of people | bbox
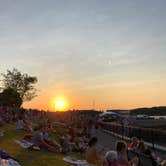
[0,107,165,166]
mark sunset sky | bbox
[0,0,166,111]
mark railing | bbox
[100,122,166,151]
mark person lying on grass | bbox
[32,125,61,153]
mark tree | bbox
[1,68,38,103]
[0,88,22,107]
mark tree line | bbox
[130,107,166,116]
[0,68,38,107]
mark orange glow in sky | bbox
[51,97,68,111]
[2,1,166,111]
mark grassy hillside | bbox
[0,124,80,166]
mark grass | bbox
[0,124,82,166]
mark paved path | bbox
[95,129,166,159]
[96,129,117,150]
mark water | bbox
[150,116,166,120]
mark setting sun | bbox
[52,97,68,111]
[56,100,64,109]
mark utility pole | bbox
[92,100,95,110]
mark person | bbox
[90,125,96,137]
[68,126,76,141]
[42,126,61,152]
[104,151,121,166]
[137,140,146,153]
[85,137,103,166]
[143,149,158,166]
[61,135,73,154]
[72,136,87,153]
[22,118,33,132]
[116,141,138,166]
[161,160,166,166]
[32,125,60,153]
[129,137,139,153]
[16,117,25,130]
[0,116,4,126]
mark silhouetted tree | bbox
[0,88,22,107]
[1,68,38,103]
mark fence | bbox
[100,122,166,151]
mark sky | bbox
[0,0,166,111]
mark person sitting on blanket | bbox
[16,117,25,130]
[42,126,62,152]
[72,136,87,153]
[116,141,138,166]
[104,151,121,166]
[22,118,33,132]
[61,135,77,154]
[32,125,61,153]
[85,137,105,166]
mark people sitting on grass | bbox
[116,141,138,166]
[16,116,33,132]
[42,125,62,152]
[32,125,61,153]
[61,135,74,154]
[0,107,165,166]
[72,135,87,153]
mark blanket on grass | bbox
[0,158,21,166]
[63,156,94,166]
[0,150,15,160]
[0,150,21,166]
[15,140,33,149]
[15,140,40,150]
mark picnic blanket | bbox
[0,150,15,160]
[15,140,40,151]
[0,158,21,166]
[15,140,33,149]
[0,150,21,166]
[63,156,94,166]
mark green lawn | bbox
[0,124,81,166]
